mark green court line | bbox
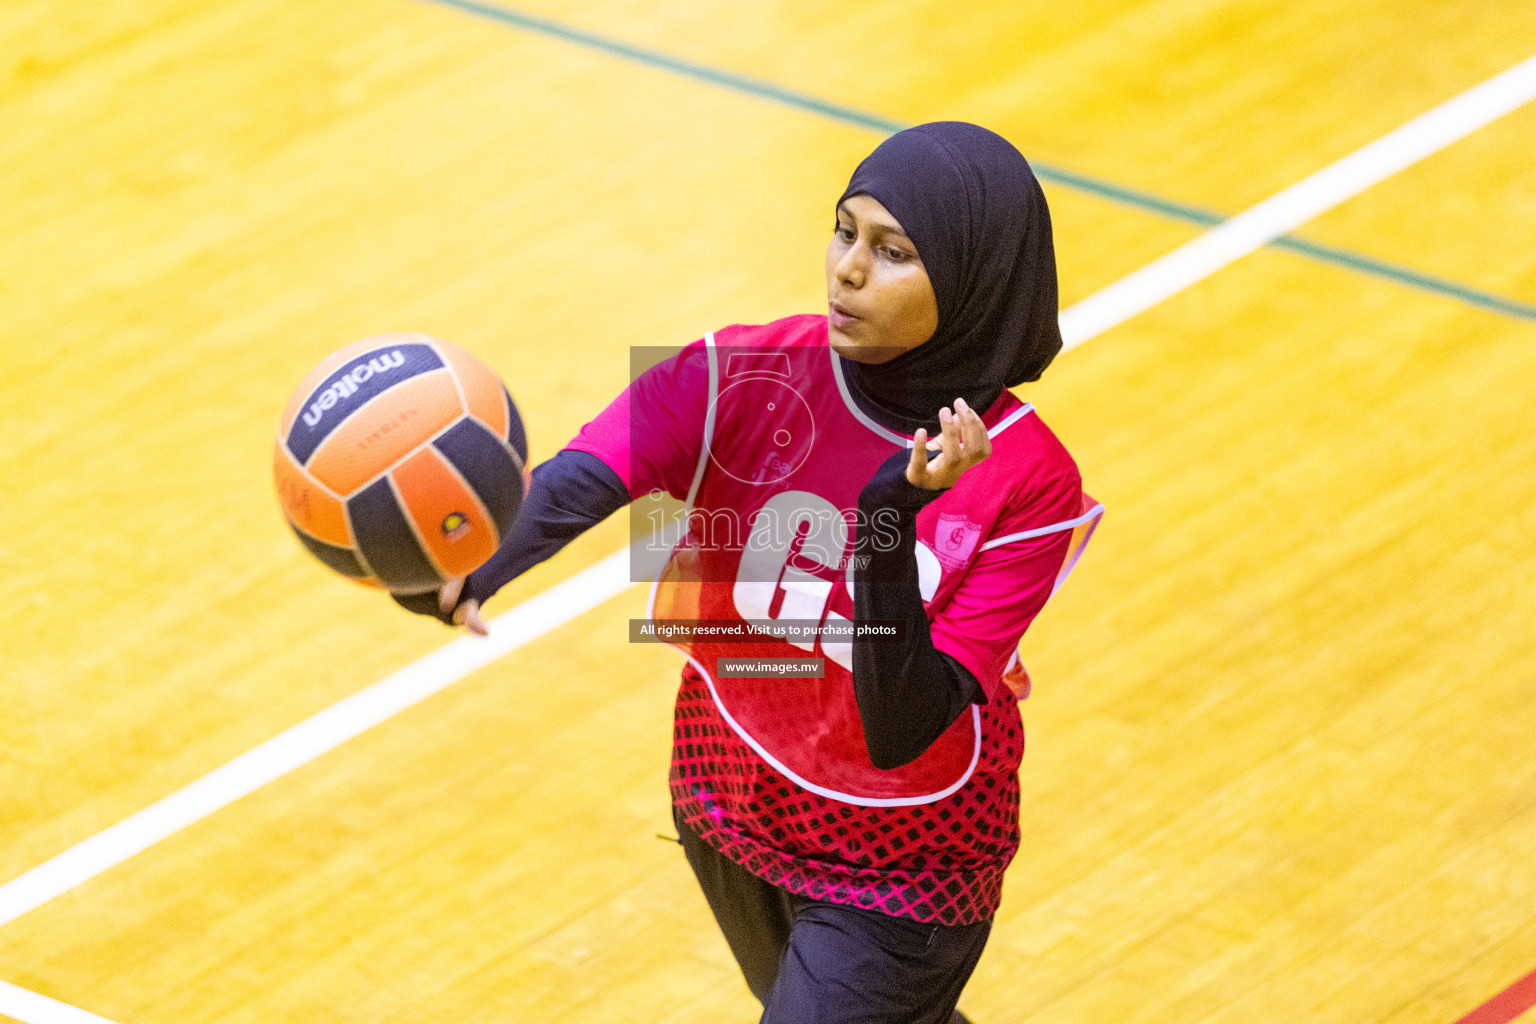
[1269,237,1536,321]
[421,0,1536,324]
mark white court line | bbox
[1,51,1533,1024]
[0,548,632,931]
[1059,52,1536,347]
[0,981,123,1024]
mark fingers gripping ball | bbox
[274,333,529,594]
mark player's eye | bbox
[834,222,856,242]
[881,246,913,262]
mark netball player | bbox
[399,121,1101,1024]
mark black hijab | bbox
[836,121,1061,434]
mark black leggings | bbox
[677,817,990,1024]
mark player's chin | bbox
[828,323,901,365]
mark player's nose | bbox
[831,242,867,288]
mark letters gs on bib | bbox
[733,490,903,672]
[677,351,910,670]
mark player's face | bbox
[825,195,939,364]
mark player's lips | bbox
[827,301,862,328]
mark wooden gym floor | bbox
[1,1,1534,1021]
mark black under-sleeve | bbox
[853,449,985,770]
[393,449,629,623]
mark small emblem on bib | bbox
[933,514,982,568]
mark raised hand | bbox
[905,397,992,491]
